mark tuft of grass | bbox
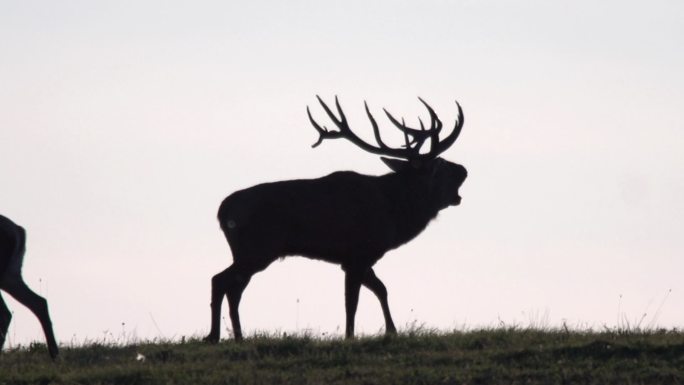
[2,328,684,384]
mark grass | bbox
[2,327,684,385]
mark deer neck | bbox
[380,172,442,247]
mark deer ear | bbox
[380,157,410,172]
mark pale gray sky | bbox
[1,0,683,345]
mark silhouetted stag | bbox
[205,96,467,342]
[0,214,58,358]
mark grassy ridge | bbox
[2,329,684,385]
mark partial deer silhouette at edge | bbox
[0,214,58,359]
[205,96,467,342]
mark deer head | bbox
[307,96,467,207]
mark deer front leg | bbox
[344,268,363,339]
[362,268,397,335]
[0,293,11,350]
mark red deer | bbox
[0,214,58,358]
[205,96,467,342]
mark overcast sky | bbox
[1,0,683,346]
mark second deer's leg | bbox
[0,293,11,350]
[344,268,364,339]
[1,279,58,359]
[362,268,397,334]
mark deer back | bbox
[218,157,466,268]
[219,171,397,264]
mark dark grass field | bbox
[2,328,684,385]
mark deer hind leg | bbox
[225,266,253,342]
[0,293,11,350]
[362,268,397,335]
[206,263,260,343]
[206,265,238,343]
[1,278,58,359]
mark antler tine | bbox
[308,95,362,148]
[333,95,349,127]
[364,101,393,151]
[402,118,412,149]
[413,117,427,148]
[417,97,445,156]
[316,95,345,128]
[309,96,409,158]
[432,100,464,157]
[307,102,342,148]
[383,108,433,139]
[418,97,443,132]
[383,108,432,153]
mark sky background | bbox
[1,0,683,346]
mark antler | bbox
[307,95,464,161]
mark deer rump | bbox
[218,170,436,270]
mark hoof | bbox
[49,346,59,361]
[203,334,219,344]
